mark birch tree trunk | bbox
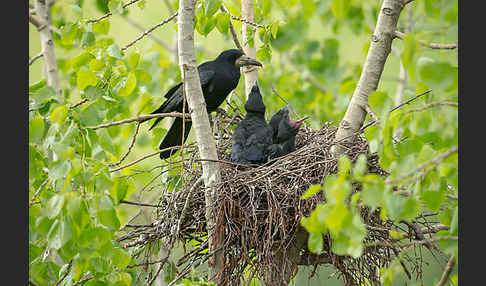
[331,0,406,156]
[34,0,62,100]
[177,0,224,283]
[241,0,258,99]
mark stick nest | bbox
[119,109,434,286]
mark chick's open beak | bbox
[290,116,309,129]
[235,55,263,68]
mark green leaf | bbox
[46,219,72,249]
[301,184,321,199]
[420,190,445,212]
[352,154,367,179]
[416,144,436,165]
[401,197,421,221]
[108,0,123,14]
[29,79,47,92]
[111,248,131,269]
[383,191,407,221]
[78,102,105,126]
[49,160,72,181]
[128,51,140,69]
[204,0,221,17]
[134,69,152,83]
[71,52,95,70]
[81,32,96,48]
[118,72,137,97]
[29,115,45,144]
[77,70,98,91]
[307,232,323,254]
[449,206,458,235]
[89,59,105,71]
[418,58,457,90]
[330,0,351,20]
[107,43,122,59]
[49,105,69,124]
[256,45,272,62]
[46,194,65,219]
[215,13,230,34]
[360,181,384,209]
[93,19,110,35]
[325,203,350,233]
[97,195,120,230]
[337,155,352,177]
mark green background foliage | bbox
[29,0,457,285]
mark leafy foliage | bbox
[29,0,457,285]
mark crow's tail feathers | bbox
[159,117,192,159]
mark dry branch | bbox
[436,255,456,286]
[394,30,457,50]
[407,101,458,113]
[87,0,143,23]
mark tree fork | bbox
[331,0,406,156]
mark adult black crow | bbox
[266,105,307,160]
[141,49,262,159]
[230,81,274,164]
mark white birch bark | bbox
[34,0,62,101]
[241,0,258,99]
[177,0,224,282]
[331,0,406,156]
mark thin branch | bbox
[29,178,49,207]
[220,5,243,51]
[119,200,162,208]
[109,146,192,172]
[386,146,458,184]
[122,16,175,52]
[394,30,457,50]
[71,275,94,286]
[436,255,456,286]
[227,12,265,29]
[86,112,190,130]
[29,53,44,66]
[86,0,143,23]
[69,98,89,109]
[407,101,458,113]
[121,12,178,52]
[110,122,141,166]
[389,89,432,113]
[365,235,458,248]
[55,259,73,286]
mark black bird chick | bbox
[141,49,262,159]
[230,81,274,164]
[266,105,307,160]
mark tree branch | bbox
[386,146,458,184]
[29,52,44,66]
[394,30,457,50]
[55,259,73,286]
[220,5,243,51]
[122,16,175,52]
[86,112,190,130]
[122,12,178,52]
[407,101,458,113]
[87,0,143,23]
[436,255,456,286]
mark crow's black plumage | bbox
[141,49,262,159]
[230,81,274,164]
[266,105,306,160]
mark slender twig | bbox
[226,12,265,29]
[29,53,44,66]
[407,101,458,113]
[436,255,456,286]
[86,112,190,130]
[110,122,141,166]
[220,5,244,51]
[270,85,301,119]
[29,178,49,207]
[71,275,94,286]
[119,200,162,208]
[389,89,432,113]
[394,31,457,50]
[69,98,89,110]
[364,235,457,248]
[109,146,192,172]
[121,12,178,52]
[386,146,458,184]
[87,0,143,23]
[55,260,73,286]
[122,16,175,52]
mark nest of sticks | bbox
[119,108,437,285]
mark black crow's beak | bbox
[235,55,263,68]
